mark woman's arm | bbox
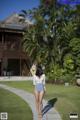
[42,74,45,85]
[42,74,46,91]
[30,64,36,76]
[33,75,36,85]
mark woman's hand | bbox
[30,64,36,76]
[44,86,46,92]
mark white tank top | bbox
[33,74,45,85]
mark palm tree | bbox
[20,1,69,66]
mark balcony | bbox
[0,42,21,51]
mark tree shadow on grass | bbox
[42,98,57,116]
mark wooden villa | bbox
[0,13,32,76]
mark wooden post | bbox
[20,57,21,76]
[1,33,4,76]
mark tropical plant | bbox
[69,38,80,73]
[20,1,80,83]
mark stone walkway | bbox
[0,84,62,120]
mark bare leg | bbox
[38,91,45,120]
[34,90,39,114]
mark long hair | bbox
[36,65,43,77]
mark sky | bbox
[58,0,80,5]
[0,0,39,21]
[0,0,80,21]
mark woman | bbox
[31,65,46,120]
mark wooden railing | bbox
[0,43,21,51]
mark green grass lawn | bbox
[0,81,80,120]
[0,87,32,120]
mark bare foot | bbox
[38,114,42,120]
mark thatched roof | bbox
[0,13,32,30]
